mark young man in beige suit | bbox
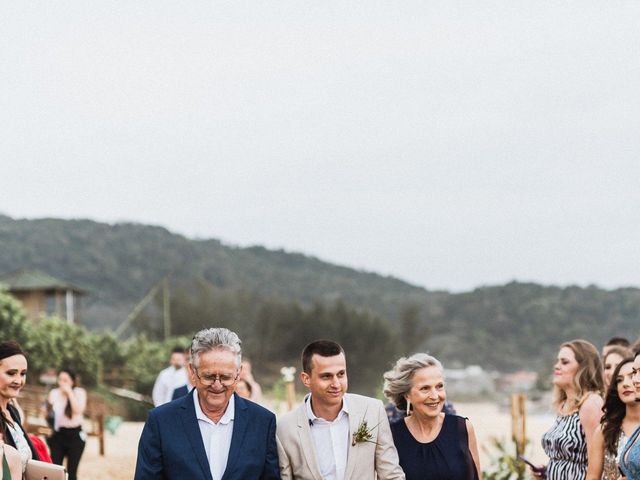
[276,340,405,480]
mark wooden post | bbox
[511,393,527,456]
[280,367,297,411]
[98,412,105,456]
[286,382,295,411]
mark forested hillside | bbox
[1,214,638,375]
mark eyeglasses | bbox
[193,368,239,387]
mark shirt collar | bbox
[305,393,349,424]
[193,388,235,425]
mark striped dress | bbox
[542,412,587,480]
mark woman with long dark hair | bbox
[0,341,40,477]
[585,357,639,479]
[618,350,640,479]
[47,368,87,480]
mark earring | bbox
[406,399,411,416]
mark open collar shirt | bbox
[305,393,350,480]
[193,389,235,480]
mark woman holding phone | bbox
[585,356,639,480]
[531,339,604,480]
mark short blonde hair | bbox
[383,353,443,412]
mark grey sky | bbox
[2,1,639,292]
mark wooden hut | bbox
[0,268,85,324]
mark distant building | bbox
[444,365,496,397]
[0,268,86,323]
[496,370,539,393]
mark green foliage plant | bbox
[482,437,529,480]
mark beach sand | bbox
[74,401,554,479]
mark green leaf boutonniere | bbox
[351,417,381,446]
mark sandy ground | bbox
[75,402,555,479]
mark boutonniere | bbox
[351,416,381,446]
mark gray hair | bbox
[383,353,443,411]
[190,328,242,369]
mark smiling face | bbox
[188,348,239,419]
[553,346,579,391]
[616,362,636,405]
[406,366,446,418]
[0,354,28,401]
[301,353,348,413]
[604,352,624,388]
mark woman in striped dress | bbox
[531,339,604,480]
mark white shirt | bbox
[305,394,350,480]
[193,389,235,480]
[48,387,87,430]
[152,365,188,406]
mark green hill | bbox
[0,214,437,328]
[1,214,638,373]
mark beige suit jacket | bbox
[276,393,405,480]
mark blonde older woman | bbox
[383,353,481,480]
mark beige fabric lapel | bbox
[343,394,362,480]
[295,405,324,480]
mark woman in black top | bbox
[0,341,40,474]
[384,353,481,480]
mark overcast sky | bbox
[2,1,639,292]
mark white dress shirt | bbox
[152,365,188,406]
[305,394,350,480]
[193,389,235,480]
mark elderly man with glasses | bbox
[135,328,280,480]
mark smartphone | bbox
[518,455,547,478]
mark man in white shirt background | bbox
[151,347,188,407]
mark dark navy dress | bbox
[391,414,478,480]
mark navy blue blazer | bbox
[134,390,280,480]
[171,385,189,401]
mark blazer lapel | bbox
[179,391,213,480]
[221,394,247,480]
[296,405,324,480]
[344,394,363,480]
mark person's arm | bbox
[579,393,604,456]
[134,411,164,480]
[585,425,605,480]
[261,414,281,480]
[275,433,292,480]
[251,382,264,403]
[374,401,406,480]
[465,419,482,479]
